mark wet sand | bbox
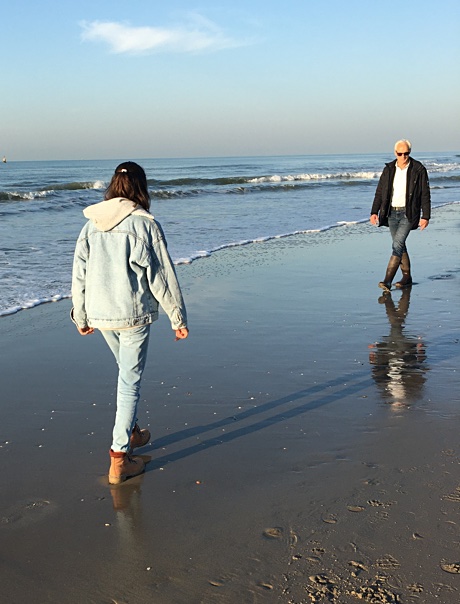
[1,204,460,603]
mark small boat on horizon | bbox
[2,156,6,163]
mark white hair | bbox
[394,139,412,152]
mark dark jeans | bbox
[388,209,411,258]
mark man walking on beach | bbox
[370,139,431,291]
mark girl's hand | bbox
[77,325,94,336]
[175,328,189,341]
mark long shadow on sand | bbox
[144,371,373,471]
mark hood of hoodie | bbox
[83,197,154,232]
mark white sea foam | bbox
[426,162,460,172]
[248,171,380,184]
[1,154,459,318]
[1,205,458,315]
[172,219,367,265]
[0,294,67,317]
[5,190,50,201]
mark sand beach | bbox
[1,204,460,603]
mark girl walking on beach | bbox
[71,162,188,484]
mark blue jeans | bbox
[101,325,151,453]
[388,209,412,258]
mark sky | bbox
[1,0,459,160]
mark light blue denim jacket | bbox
[72,197,187,331]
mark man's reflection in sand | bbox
[369,288,428,411]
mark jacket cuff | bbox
[70,307,87,329]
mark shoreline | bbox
[1,200,459,318]
[1,204,460,602]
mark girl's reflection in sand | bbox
[109,474,145,544]
[369,288,428,411]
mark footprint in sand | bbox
[349,561,368,577]
[428,273,454,280]
[363,477,380,486]
[368,499,394,507]
[208,572,238,588]
[349,560,368,572]
[347,505,366,513]
[312,546,325,556]
[376,511,390,521]
[441,562,460,574]
[263,527,283,539]
[321,513,338,524]
[375,554,400,569]
[306,574,339,600]
[1,499,56,529]
[443,487,460,502]
[442,449,456,456]
[257,582,274,590]
[351,581,399,602]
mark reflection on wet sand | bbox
[109,473,145,549]
[108,459,153,579]
[369,288,428,411]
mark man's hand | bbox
[77,325,94,336]
[419,218,429,230]
[370,214,379,226]
[175,328,189,341]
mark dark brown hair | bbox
[105,161,150,210]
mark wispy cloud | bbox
[80,14,250,55]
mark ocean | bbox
[1,152,459,317]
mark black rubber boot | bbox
[378,255,401,292]
[394,252,412,288]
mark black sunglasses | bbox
[396,152,410,156]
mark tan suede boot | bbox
[394,252,412,288]
[108,450,145,485]
[378,255,401,292]
[130,424,151,450]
